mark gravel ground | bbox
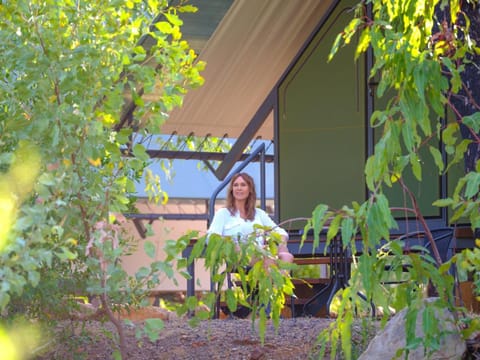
[32,302,480,360]
[35,317,338,360]
[32,313,480,359]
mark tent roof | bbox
[159,0,335,140]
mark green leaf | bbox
[464,172,480,199]
[155,21,173,34]
[442,122,459,147]
[413,63,426,103]
[410,153,422,181]
[327,215,342,243]
[135,266,150,279]
[364,156,376,190]
[56,247,78,261]
[38,172,56,186]
[0,292,11,312]
[112,350,122,360]
[189,235,206,264]
[470,211,480,229]
[432,198,454,207]
[450,204,466,223]
[329,33,344,62]
[164,12,183,26]
[144,240,156,259]
[116,129,132,144]
[28,271,40,287]
[442,57,462,93]
[341,217,354,248]
[132,144,149,162]
[225,288,237,312]
[178,5,198,13]
[428,145,444,173]
[144,318,164,342]
[462,112,480,133]
[446,139,472,172]
[311,204,329,247]
[185,295,197,311]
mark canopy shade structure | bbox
[128,0,335,141]
[120,0,337,182]
[164,0,335,140]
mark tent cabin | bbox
[121,0,476,301]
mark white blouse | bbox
[207,207,288,246]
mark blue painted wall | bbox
[136,159,275,200]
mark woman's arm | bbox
[277,236,293,263]
[256,209,288,237]
[256,209,293,263]
[207,208,229,236]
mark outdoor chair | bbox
[216,269,253,319]
[421,227,455,263]
[217,263,297,319]
[371,227,456,315]
[381,227,455,278]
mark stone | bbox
[359,298,466,360]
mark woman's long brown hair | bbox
[226,172,256,220]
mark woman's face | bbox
[232,176,250,201]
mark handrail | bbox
[208,143,267,227]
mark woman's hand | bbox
[262,256,277,269]
[277,237,294,263]
[278,251,294,263]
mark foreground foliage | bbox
[312,0,480,358]
[0,0,204,358]
[171,1,480,358]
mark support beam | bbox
[212,90,275,180]
[125,213,210,238]
[142,149,274,162]
[124,213,209,221]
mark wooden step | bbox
[219,296,314,307]
[294,258,331,265]
[229,277,329,287]
[292,278,330,285]
[285,297,310,305]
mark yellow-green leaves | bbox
[155,21,175,34]
[450,0,460,25]
[356,28,371,60]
